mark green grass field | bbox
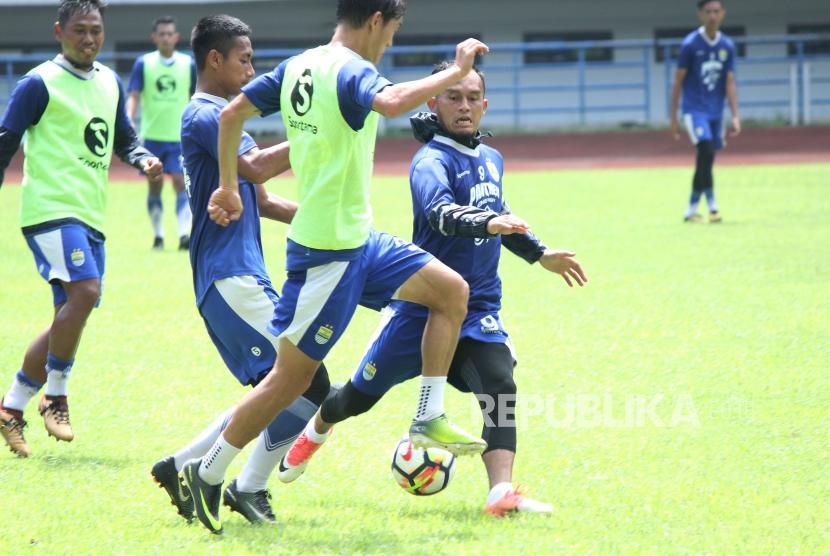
[1,163,828,554]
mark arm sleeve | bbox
[0,127,23,187]
[188,108,257,161]
[112,75,154,169]
[1,73,49,134]
[499,201,548,264]
[336,58,392,131]
[126,57,144,93]
[239,131,257,156]
[677,41,694,70]
[242,58,291,117]
[412,157,499,239]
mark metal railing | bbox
[1,34,828,131]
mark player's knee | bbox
[441,275,469,322]
[66,280,101,310]
[301,363,332,407]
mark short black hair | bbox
[191,14,251,72]
[336,0,406,28]
[153,15,176,32]
[697,0,723,9]
[432,60,486,95]
[58,0,106,27]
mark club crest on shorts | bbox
[70,248,85,267]
[314,324,334,345]
[362,361,377,381]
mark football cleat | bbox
[178,235,190,251]
[223,479,277,525]
[153,237,164,250]
[278,430,328,483]
[0,406,31,457]
[38,395,73,442]
[151,456,194,522]
[182,459,223,534]
[485,486,554,518]
[684,214,703,223]
[409,414,487,456]
[709,211,723,223]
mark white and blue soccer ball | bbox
[390,436,456,496]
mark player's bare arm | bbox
[726,71,741,137]
[670,68,688,140]
[238,140,291,185]
[373,39,489,118]
[125,90,140,126]
[255,183,297,223]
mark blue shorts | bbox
[24,222,105,306]
[351,307,513,397]
[682,113,725,151]
[270,230,434,361]
[199,275,281,387]
[142,139,183,175]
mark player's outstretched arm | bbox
[726,72,741,137]
[239,140,291,185]
[255,183,297,224]
[212,93,262,225]
[373,39,489,118]
[669,68,687,140]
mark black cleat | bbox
[181,459,223,534]
[151,456,194,522]
[178,234,190,251]
[223,479,277,525]
[153,237,164,250]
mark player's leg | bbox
[278,308,423,482]
[449,339,552,516]
[361,231,484,454]
[682,114,712,222]
[706,118,725,222]
[165,142,192,249]
[148,175,165,250]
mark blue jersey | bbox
[678,27,737,118]
[394,135,505,317]
[180,92,265,306]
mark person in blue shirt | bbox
[126,15,197,250]
[276,62,587,517]
[670,0,741,223]
[148,15,330,528]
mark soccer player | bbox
[150,15,330,527]
[186,0,491,533]
[0,0,161,457]
[277,63,587,517]
[126,16,196,250]
[670,0,741,223]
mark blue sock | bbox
[175,190,192,238]
[45,353,73,397]
[175,190,188,215]
[686,190,702,218]
[704,187,718,212]
[148,194,163,238]
[2,370,44,411]
[16,370,43,389]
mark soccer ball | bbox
[390,436,456,496]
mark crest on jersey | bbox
[718,48,728,62]
[70,248,85,267]
[485,159,500,182]
[291,69,314,116]
[362,361,377,381]
[314,324,334,345]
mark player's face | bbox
[368,16,403,65]
[219,37,255,95]
[152,23,179,53]
[428,72,487,138]
[54,10,104,68]
[698,1,725,30]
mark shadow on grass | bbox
[37,452,140,470]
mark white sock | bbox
[2,372,42,411]
[150,205,163,238]
[173,408,233,472]
[176,202,192,238]
[236,430,292,493]
[199,433,242,486]
[415,376,446,421]
[44,370,70,397]
[304,418,330,444]
[685,202,700,218]
[487,482,514,505]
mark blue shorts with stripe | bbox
[199,275,281,386]
[683,113,725,151]
[24,222,105,306]
[351,306,513,397]
[142,139,183,174]
[269,230,434,361]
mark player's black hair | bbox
[336,0,406,28]
[57,0,106,27]
[431,60,486,95]
[153,15,176,32]
[697,0,723,9]
[190,14,251,72]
